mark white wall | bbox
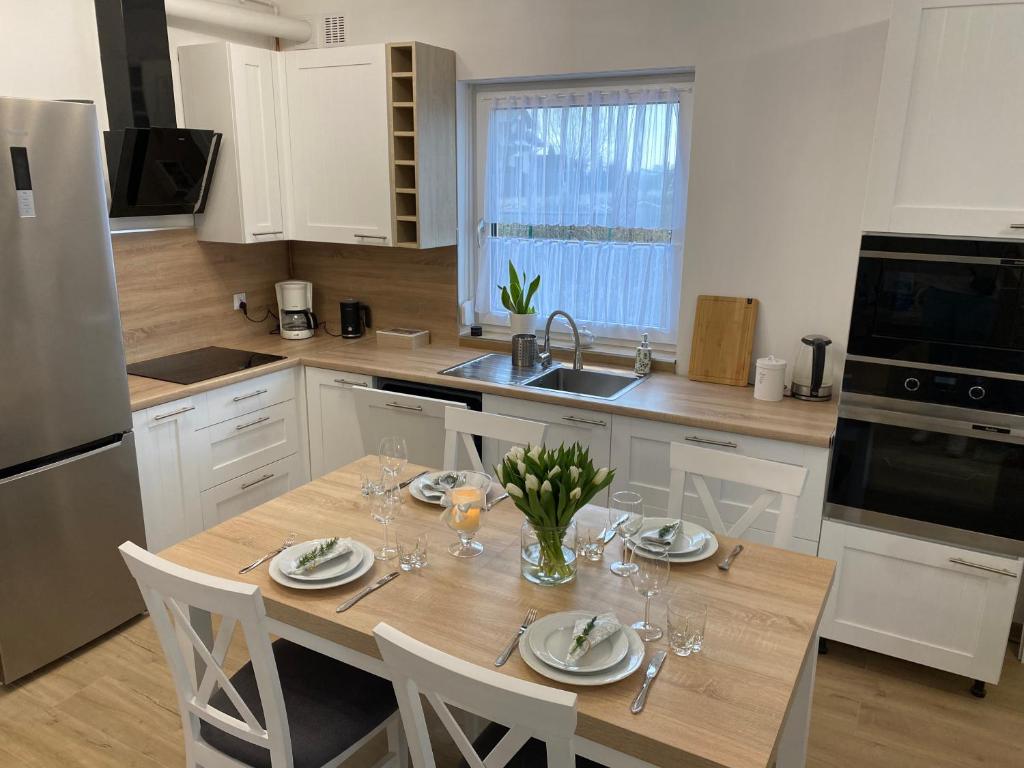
[0,0,274,131]
[278,0,891,376]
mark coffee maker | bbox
[275,281,317,340]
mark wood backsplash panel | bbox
[113,229,288,363]
[291,242,459,343]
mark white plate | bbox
[273,538,364,582]
[269,541,375,590]
[627,517,719,563]
[519,613,645,687]
[527,612,630,673]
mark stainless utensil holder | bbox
[511,334,539,368]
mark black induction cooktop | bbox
[126,346,286,385]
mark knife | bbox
[602,513,630,545]
[630,650,668,714]
[335,571,400,612]
[399,470,429,490]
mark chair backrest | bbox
[373,623,578,768]
[442,407,547,472]
[119,542,292,768]
[352,387,468,467]
[667,442,808,549]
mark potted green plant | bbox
[498,261,541,337]
[496,443,614,586]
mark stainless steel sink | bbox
[522,366,647,400]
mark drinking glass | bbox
[575,524,607,562]
[369,488,399,561]
[397,529,429,572]
[609,491,644,576]
[627,545,670,641]
[379,436,408,503]
[667,596,707,656]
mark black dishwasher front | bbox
[374,378,483,455]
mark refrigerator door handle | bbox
[0,435,125,486]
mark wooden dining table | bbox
[161,455,835,768]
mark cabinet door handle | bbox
[232,388,268,402]
[355,233,388,241]
[562,415,607,427]
[385,401,423,412]
[949,557,1018,578]
[684,435,738,449]
[240,473,275,490]
[1009,224,1024,229]
[235,415,270,431]
[334,378,365,387]
[252,231,284,237]
[153,405,195,421]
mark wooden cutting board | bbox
[687,295,759,386]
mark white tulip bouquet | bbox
[496,443,614,579]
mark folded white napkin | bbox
[566,613,621,665]
[286,539,353,575]
[641,521,681,547]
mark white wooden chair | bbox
[667,442,808,549]
[119,542,404,768]
[373,623,601,768]
[442,407,546,473]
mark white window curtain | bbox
[474,84,690,344]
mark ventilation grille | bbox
[323,15,345,46]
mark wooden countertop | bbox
[162,455,836,768]
[128,336,837,447]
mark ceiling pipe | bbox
[164,0,312,42]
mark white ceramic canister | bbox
[754,355,787,401]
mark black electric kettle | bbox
[340,299,372,338]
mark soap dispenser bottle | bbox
[634,333,652,376]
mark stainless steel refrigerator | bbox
[0,97,146,683]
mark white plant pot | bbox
[509,313,537,337]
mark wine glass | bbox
[369,488,399,561]
[627,545,670,641]
[379,436,408,503]
[609,491,643,576]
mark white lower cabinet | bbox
[133,369,307,547]
[608,416,829,554]
[353,387,467,468]
[818,520,1022,683]
[200,453,305,528]
[132,396,205,553]
[305,367,373,478]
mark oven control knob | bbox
[969,385,986,401]
[904,377,921,392]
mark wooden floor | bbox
[0,617,1021,767]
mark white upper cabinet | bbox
[283,45,393,245]
[864,0,1024,238]
[179,42,285,244]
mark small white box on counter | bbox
[376,328,431,349]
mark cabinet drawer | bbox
[138,394,208,429]
[198,400,298,490]
[608,415,829,547]
[819,520,1021,683]
[203,369,295,427]
[200,452,303,528]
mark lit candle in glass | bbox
[445,484,485,557]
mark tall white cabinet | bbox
[179,42,286,244]
[283,45,393,245]
[864,0,1024,238]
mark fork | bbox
[494,608,538,666]
[239,533,297,574]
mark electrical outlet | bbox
[233,292,246,310]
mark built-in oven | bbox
[826,359,1024,547]
[849,235,1024,374]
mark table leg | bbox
[775,635,817,768]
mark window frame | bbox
[467,75,695,350]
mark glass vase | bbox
[520,521,578,586]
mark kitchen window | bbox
[471,79,693,345]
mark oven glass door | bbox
[828,416,1024,541]
[848,256,1024,373]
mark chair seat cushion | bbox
[200,639,397,768]
[461,722,603,768]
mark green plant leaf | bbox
[499,285,515,312]
[523,274,541,314]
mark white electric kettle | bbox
[791,334,833,401]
